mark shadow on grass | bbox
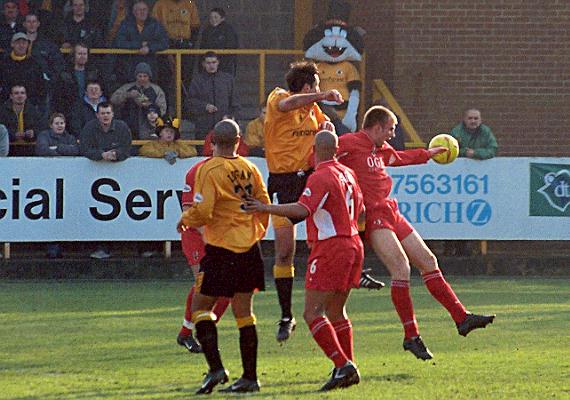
[366,373,415,383]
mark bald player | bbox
[245,130,363,391]
[178,119,270,394]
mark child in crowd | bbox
[139,117,197,164]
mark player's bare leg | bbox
[219,292,260,393]
[304,289,359,391]
[273,224,297,342]
[401,231,495,337]
[369,229,433,360]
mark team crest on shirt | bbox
[181,9,188,15]
[303,188,312,197]
[193,192,203,203]
[183,184,191,193]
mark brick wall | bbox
[348,0,570,156]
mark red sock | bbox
[332,318,354,361]
[423,269,467,324]
[309,316,349,368]
[212,297,231,323]
[391,280,419,339]
[179,285,196,337]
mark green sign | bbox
[530,163,570,217]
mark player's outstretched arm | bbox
[243,197,309,221]
[278,90,343,112]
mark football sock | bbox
[238,325,258,381]
[422,269,468,324]
[213,297,231,322]
[309,316,349,368]
[275,277,294,320]
[179,285,195,337]
[391,280,420,339]
[195,320,224,372]
[332,318,354,361]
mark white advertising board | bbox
[1,157,568,242]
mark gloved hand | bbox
[164,151,178,165]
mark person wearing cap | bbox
[0,31,46,107]
[177,119,269,394]
[110,61,167,138]
[137,103,160,140]
[0,1,23,50]
[138,117,196,162]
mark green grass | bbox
[0,277,569,399]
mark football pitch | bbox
[0,277,568,399]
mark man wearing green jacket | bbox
[450,108,497,159]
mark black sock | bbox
[275,277,293,320]
[195,320,224,372]
[239,325,258,381]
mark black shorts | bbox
[268,170,312,225]
[197,243,265,298]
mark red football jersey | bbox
[181,158,211,206]
[298,160,364,242]
[337,131,430,209]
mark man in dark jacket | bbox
[0,84,42,156]
[0,1,23,50]
[70,80,106,137]
[80,101,131,260]
[80,101,131,161]
[0,32,46,107]
[187,51,239,140]
[112,0,169,84]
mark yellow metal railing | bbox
[372,78,425,148]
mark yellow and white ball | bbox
[429,134,459,164]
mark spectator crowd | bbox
[0,0,247,157]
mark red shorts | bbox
[365,198,414,241]
[181,228,205,266]
[305,235,363,292]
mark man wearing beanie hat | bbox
[110,61,167,138]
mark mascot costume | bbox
[303,0,364,132]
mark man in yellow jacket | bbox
[177,119,270,394]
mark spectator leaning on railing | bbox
[80,101,131,259]
[198,7,239,76]
[35,112,79,258]
[450,108,498,160]
[138,117,197,163]
[445,108,498,257]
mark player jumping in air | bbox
[337,106,496,360]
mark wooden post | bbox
[164,241,172,259]
[3,243,10,260]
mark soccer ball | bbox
[429,134,459,164]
